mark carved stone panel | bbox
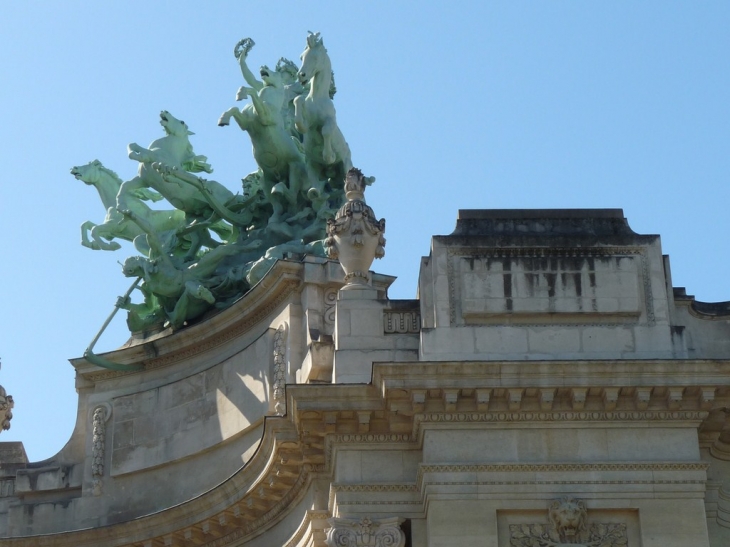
[325,516,405,547]
[110,331,271,475]
[384,311,420,334]
[498,497,637,546]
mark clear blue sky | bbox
[1,2,728,461]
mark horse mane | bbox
[95,162,123,182]
[95,161,163,202]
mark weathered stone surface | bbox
[2,210,730,547]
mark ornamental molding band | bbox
[411,410,708,438]
[90,403,111,495]
[509,497,627,546]
[273,323,288,414]
[325,516,405,547]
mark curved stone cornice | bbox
[72,261,304,382]
[1,417,314,547]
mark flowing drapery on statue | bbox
[72,33,372,335]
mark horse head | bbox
[259,65,285,89]
[298,32,329,86]
[160,111,194,137]
[275,57,299,86]
[71,159,104,185]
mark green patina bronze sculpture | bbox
[73,32,372,345]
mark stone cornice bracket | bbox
[325,516,405,547]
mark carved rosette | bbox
[0,384,13,432]
[325,517,405,547]
[325,168,385,289]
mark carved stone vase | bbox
[325,168,385,289]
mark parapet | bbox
[419,209,679,360]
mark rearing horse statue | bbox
[294,32,352,189]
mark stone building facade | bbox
[1,209,729,546]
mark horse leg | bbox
[218,107,244,128]
[81,221,96,249]
[321,118,337,164]
[90,223,122,251]
[117,176,145,214]
[168,282,214,329]
[293,95,307,135]
[288,161,306,203]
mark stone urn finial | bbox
[324,168,385,289]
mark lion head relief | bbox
[548,496,588,544]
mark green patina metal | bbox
[73,33,366,363]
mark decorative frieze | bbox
[325,516,405,547]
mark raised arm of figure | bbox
[235,38,263,92]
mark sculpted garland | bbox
[72,33,371,342]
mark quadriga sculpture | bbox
[74,33,376,347]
